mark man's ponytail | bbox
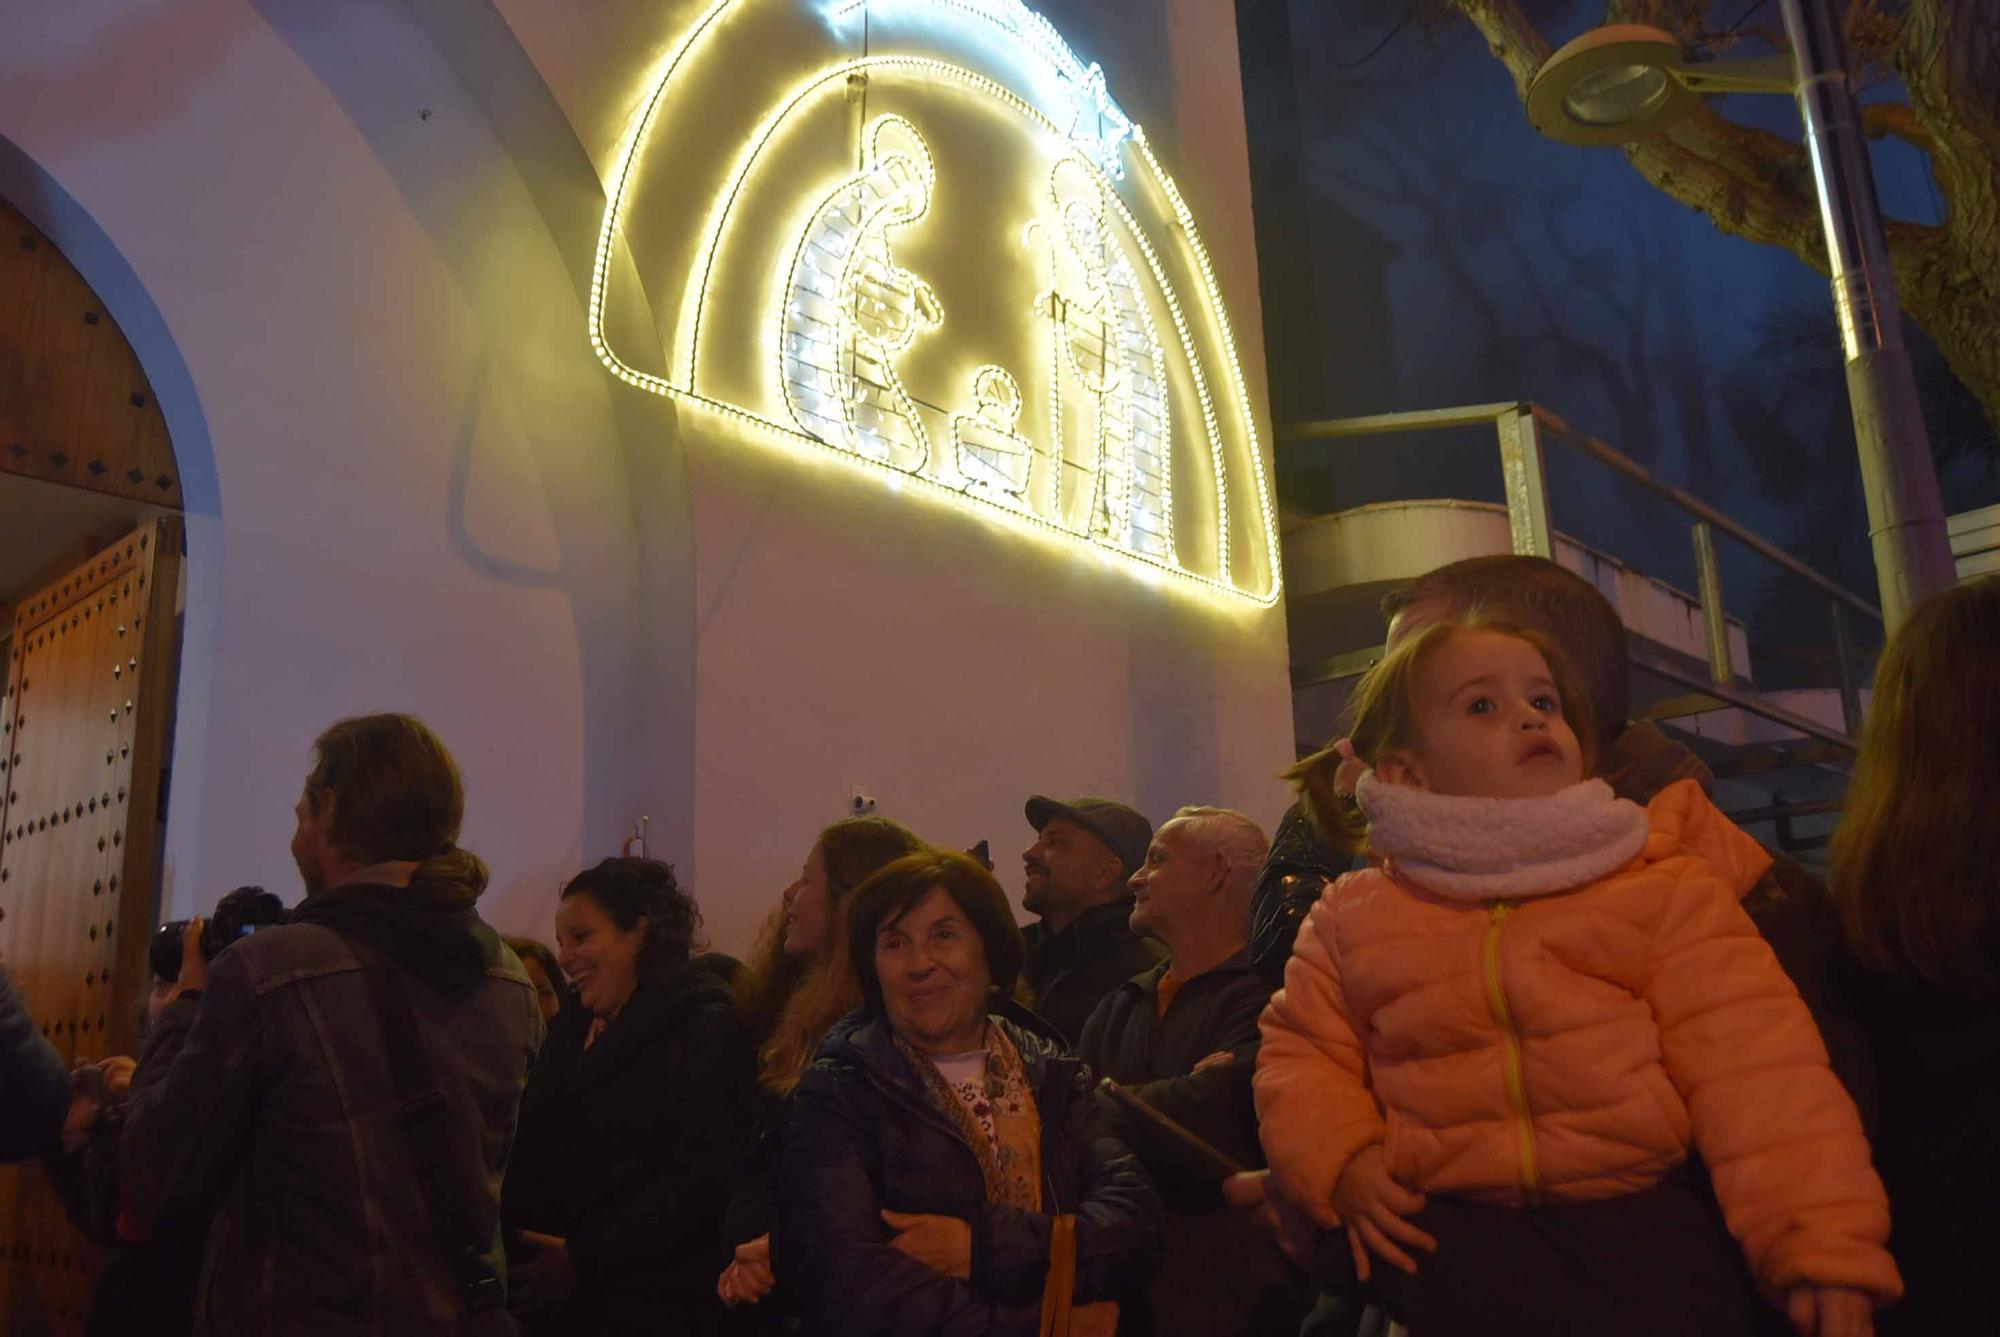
[411,844,489,906]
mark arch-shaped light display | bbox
[590,0,1281,605]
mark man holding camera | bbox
[111,714,543,1335]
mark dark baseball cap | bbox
[1024,796,1153,877]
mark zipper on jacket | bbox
[1481,902,1542,1201]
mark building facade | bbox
[0,0,1293,953]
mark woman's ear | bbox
[1375,748,1428,790]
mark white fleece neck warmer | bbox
[1356,772,1650,901]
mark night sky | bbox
[1238,0,1998,681]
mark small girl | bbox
[1255,619,1898,1337]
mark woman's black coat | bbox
[503,959,757,1335]
[1842,951,2000,1334]
[775,1009,1160,1336]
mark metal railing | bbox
[1280,401,1881,750]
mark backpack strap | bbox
[342,937,512,1329]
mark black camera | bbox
[150,886,288,981]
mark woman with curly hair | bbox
[502,857,757,1335]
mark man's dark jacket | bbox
[119,884,543,1335]
[776,1009,1161,1335]
[1,963,68,1162]
[504,958,757,1336]
[1078,953,1305,1336]
[1021,898,1169,1045]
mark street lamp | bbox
[1523,5,1958,627]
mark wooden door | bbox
[0,517,184,1335]
[0,198,181,507]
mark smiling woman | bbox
[775,850,1161,1335]
[502,858,757,1336]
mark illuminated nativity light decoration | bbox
[829,0,1136,178]
[589,0,1281,604]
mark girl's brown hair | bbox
[734,816,927,1093]
[1832,576,2000,993]
[1284,619,1598,856]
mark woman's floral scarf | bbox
[896,1021,1042,1211]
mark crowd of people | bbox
[1,556,1994,1337]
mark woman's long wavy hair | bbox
[733,816,927,1093]
[1833,576,2000,994]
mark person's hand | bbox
[1221,1170,1325,1269]
[511,1230,576,1310]
[60,1068,106,1153]
[1784,1286,1872,1337]
[881,1210,971,1280]
[1330,1143,1434,1280]
[1330,738,1365,796]
[98,1056,137,1100]
[172,918,208,1000]
[717,1234,776,1307]
[1191,1049,1235,1075]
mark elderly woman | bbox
[777,850,1160,1335]
[502,857,757,1335]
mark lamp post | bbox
[1523,4,1957,627]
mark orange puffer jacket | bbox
[1255,777,1899,1303]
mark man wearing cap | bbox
[1019,795,1169,1044]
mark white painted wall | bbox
[1,0,1292,956]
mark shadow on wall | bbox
[245,0,700,886]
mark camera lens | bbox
[151,921,190,982]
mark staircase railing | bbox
[1279,401,1880,752]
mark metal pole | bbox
[1829,600,1863,735]
[1496,406,1554,558]
[1692,522,1733,685]
[1776,0,1957,627]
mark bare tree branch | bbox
[1861,101,1933,153]
[1446,0,1550,97]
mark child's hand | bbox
[1784,1286,1872,1337]
[1331,1143,1435,1280]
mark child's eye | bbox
[1467,697,1495,715]
[1532,694,1561,713]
